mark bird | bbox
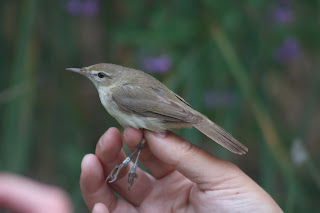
[67,63,248,187]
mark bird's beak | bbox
[66,68,88,76]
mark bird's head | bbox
[66,63,123,89]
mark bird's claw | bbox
[106,165,122,183]
[105,139,146,188]
[106,156,131,183]
[128,164,138,190]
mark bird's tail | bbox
[193,114,248,155]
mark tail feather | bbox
[193,115,248,155]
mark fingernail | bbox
[152,131,167,138]
[99,131,108,147]
[99,137,104,147]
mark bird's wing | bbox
[111,84,200,123]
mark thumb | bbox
[144,130,246,189]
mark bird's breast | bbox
[98,88,166,131]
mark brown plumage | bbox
[67,63,248,155]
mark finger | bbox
[95,128,155,206]
[0,173,72,213]
[80,154,117,211]
[123,127,174,179]
[144,130,248,191]
[95,127,127,179]
[92,203,109,213]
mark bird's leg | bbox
[106,138,146,187]
[128,138,145,189]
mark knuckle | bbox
[177,138,194,155]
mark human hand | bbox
[80,127,283,213]
[0,173,72,213]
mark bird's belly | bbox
[113,112,165,132]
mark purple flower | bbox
[272,7,293,24]
[273,37,302,63]
[66,0,100,16]
[82,0,99,16]
[67,0,82,14]
[141,55,172,73]
[204,90,237,108]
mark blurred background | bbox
[1,0,320,212]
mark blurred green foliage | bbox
[1,0,320,212]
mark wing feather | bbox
[111,85,200,123]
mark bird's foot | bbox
[106,138,146,189]
[128,164,138,190]
[106,156,131,183]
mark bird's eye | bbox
[97,72,107,78]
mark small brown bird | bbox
[67,63,248,186]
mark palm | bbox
[125,171,226,212]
